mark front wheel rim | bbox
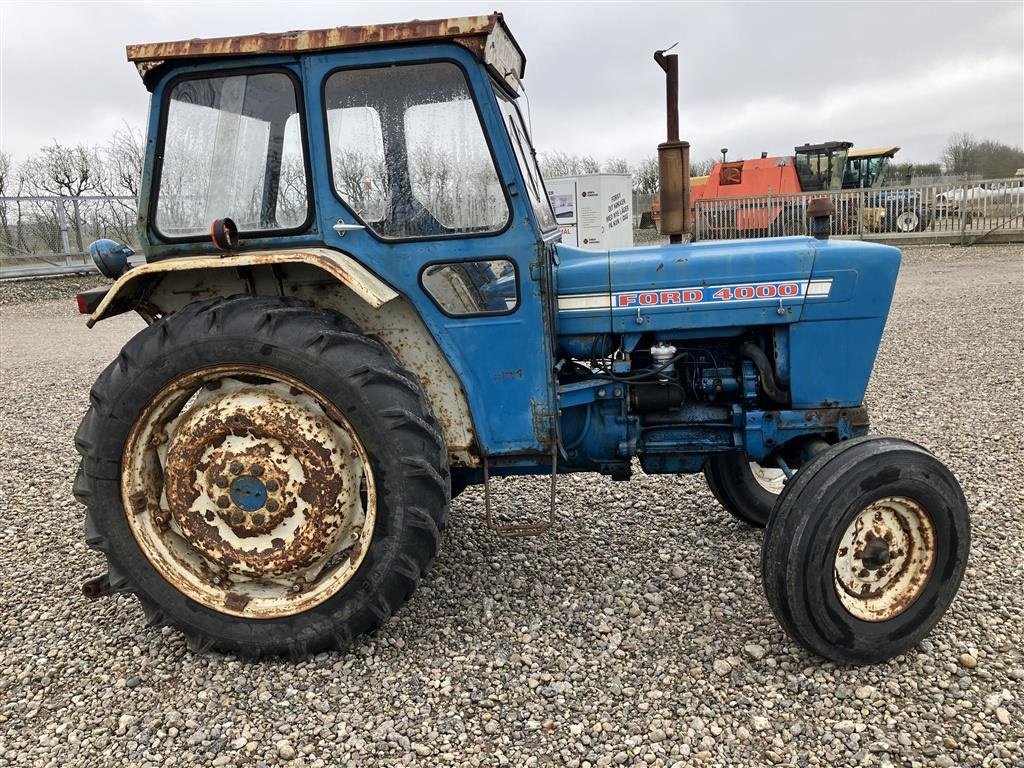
[121,366,376,619]
[749,462,787,495]
[833,496,936,622]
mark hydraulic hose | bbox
[740,342,789,405]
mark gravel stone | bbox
[960,653,978,669]
[743,643,766,661]
[1,244,1021,767]
[713,659,732,676]
[275,741,295,760]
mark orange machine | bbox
[651,142,901,235]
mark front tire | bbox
[704,452,786,527]
[74,295,449,657]
[761,436,969,664]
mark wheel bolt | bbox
[213,576,222,585]
[252,513,265,526]
[216,495,231,509]
[214,476,228,488]
[250,465,264,477]
[266,499,279,513]
[291,582,303,593]
[230,511,245,525]
[229,461,244,475]
[265,479,279,492]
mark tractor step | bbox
[483,448,558,538]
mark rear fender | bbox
[87,248,479,467]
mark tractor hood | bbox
[554,236,901,338]
[554,236,901,408]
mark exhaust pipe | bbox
[654,46,691,243]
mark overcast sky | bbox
[1,0,1021,167]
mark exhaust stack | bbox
[654,47,691,243]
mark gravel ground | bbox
[1,244,1021,767]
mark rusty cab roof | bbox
[125,13,526,91]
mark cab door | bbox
[302,44,557,458]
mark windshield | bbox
[843,156,891,189]
[795,147,849,192]
[493,85,557,232]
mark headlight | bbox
[88,239,134,279]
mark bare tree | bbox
[689,156,719,177]
[19,142,104,252]
[93,125,145,244]
[0,152,15,255]
[633,155,659,195]
[942,133,978,176]
[538,151,600,178]
[102,125,144,198]
[20,142,103,198]
[970,139,1024,179]
[602,157,632,175]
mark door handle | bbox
[332,220,365,235]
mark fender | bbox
[89,247,398,325]
[87,247,479,466]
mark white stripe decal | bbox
[557,294,611,311]
[806,279,834,297]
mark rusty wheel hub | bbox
[122,370,376,618]
[833,496,935,622]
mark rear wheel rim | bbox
[121,365,376,619]
[833,496,936,622]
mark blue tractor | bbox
[75,15,969,663]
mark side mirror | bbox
[88,239,134,279]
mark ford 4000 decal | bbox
[558,279,833,312]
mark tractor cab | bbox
[842,146,900,189]
[794,141,899,192]
[793,141,854,192]
[112,14,561,462]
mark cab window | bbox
[421,259,518,316]
[324,63,509,239]
[494,88,556,232]
[155,71,309,238]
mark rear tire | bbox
[704,452,785,527]
[761,436,969,664]
[74,295,449,657]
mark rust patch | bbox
[223,591,252,613]
[125,14,526,85]
[161,381,349,578]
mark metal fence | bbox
[692,178,1024,245]
[0,195,138,278]
[2,182,1021,279]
